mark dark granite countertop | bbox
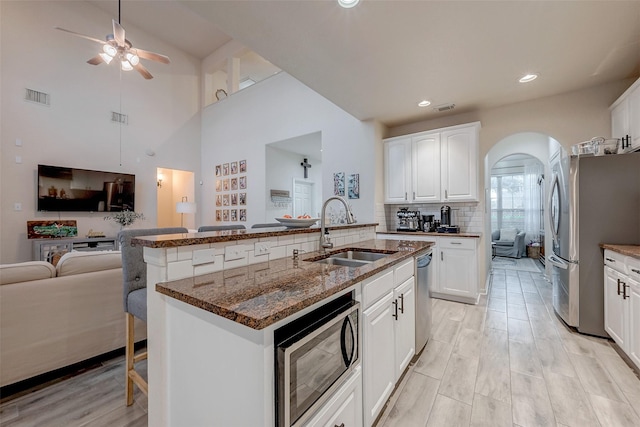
[156,239,433,330]
[600,244,640,260]
[133,222,378,248]
[378,230,482,238]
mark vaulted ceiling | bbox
[89,1,640,127]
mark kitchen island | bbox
[134,224,432,426]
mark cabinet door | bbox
[394,277,415,380]
[363,292,395,427]
[384,138,412,203]
[611,98,629,143]
[604,266,627,349]
[412,134,440,202]
[441,126,478,201]
[303,366,362,427]
[628,86,640,151]
[439,246,476,299]
[628,278,640,369]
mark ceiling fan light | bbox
[125,52,140,66]
[102,44,117,57]
[99,53,114,64]
[121,60,133,71]
[338,0,360,8]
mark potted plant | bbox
[104,210,145,229]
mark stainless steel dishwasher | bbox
[415,251,433,355]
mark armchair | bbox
[491,228,526,258]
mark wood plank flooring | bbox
[378,261,640,427]
[2,259,639,426]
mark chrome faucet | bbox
[320,196,356,251]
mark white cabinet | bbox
[383,138,412,203]
[303,366,362,427]
[362,259,416,427]
[433,237,479,304]
[394,277,415,378]
[383,122,480,204]
[441,127,478,201]
[604,250,640,371]
[610,78,640,153]
[604,266,628,347]
[412,134,441,202]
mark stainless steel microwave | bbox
[275,292,360,427]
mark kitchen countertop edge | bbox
[600,243,640,259]
[156,239,433,330]
[378,230,482,238]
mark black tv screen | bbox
[37,164,135,212]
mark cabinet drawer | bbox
[362,270,395,309]
[303,365,362,427]
[439,237,475,250]
[627,256,640,282]
[604,250,627,274]
[395,259,414,285]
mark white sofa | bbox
[0,251,146,388]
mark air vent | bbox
[24,88,50,106]
[111,112,128,125]
[433,103,455,112]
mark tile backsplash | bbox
[384,202,484,233]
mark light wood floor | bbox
[2,260,639,426]
[378,261,640,427]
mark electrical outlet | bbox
[254,242,271,256]
[15,138,22,146]
[15,155,22,164]
[14,202,22,211]
[225,245,246,261]
[193,248,216,266]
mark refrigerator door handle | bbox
[547,173,560,244]
[548,254,569,270]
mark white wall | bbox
[200,72,376,228]
[1,1,202,263]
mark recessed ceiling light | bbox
[519,73,538,83]
[418,100,431,107]
[338,0,360,8]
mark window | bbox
[491,173,525,231]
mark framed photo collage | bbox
[215,160,247,222]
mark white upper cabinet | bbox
[412,134,441,202]
[441,125,479,201]
[384,122,480,204]
[383,137,412,203]
[610,78,640,153]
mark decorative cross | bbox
[300,158,312,178]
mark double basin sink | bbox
[311,250,394,268]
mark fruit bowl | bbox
[274,217,320,228]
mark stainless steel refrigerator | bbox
[547,149,640,337]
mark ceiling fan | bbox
[55,1,170,79]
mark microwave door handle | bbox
[340,316,355,367]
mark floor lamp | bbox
[176,196,197,228]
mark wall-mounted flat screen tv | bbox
[37,164,135,212]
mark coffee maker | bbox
[439,205,460,233]
[421,214,435,232]
[396,208,420,232]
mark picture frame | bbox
[223,194,230,206]
[223,179,230,191]
[215,180,222,192]
[223,210,229,221]
[230,209,238,221]
[239,176,247,190]
[215,165,222,177]
[216,195,222,207]
[230,161,238,175]
[239,193,246,205]
[231,193,238,205]
[231,178,238,191]
[239,160,247,173]
[348,173,360,199]
[240,209,247,221]
[215,210,222,222]
[223,163,230,176]
[334,172,345,196]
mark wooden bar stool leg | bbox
[125,312,135,406]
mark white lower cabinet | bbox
[604,250,640,371]
[363,259,416,427]
[433,237,478,303]
[304,365,362,427]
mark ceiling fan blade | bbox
[112,19,125,47]
[134,48,171,64]
[87,55,105,65]
[55,27,106,45]
[133,62,153,80]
